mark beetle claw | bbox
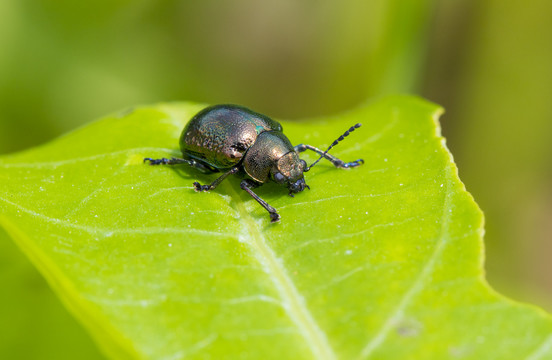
[193,181,212,192]
[144,157,172,165]
[270,212,281,223]
[144,157,162,165]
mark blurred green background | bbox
[1,0,551,358]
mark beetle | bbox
[144,104,363,222]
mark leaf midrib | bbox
[225,181,337,360]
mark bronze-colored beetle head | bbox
[271,151,310,196]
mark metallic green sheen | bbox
[242,131,296,183]
[179,105,282,169]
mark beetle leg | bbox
[240,180,280,223]
[294,144,364,169]
[194,167,239,192]
[144,157,215,173]
[143,157,189,165]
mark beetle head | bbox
[272,151,310,196]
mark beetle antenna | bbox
[305,123,362,171]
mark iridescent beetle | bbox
[144,105,363,222]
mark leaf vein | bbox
[227,183,337,360]
[0,196,231,238]
[312,266,365,294]
[357,178,452,359]
[0,147,177,168]
[526,334,552,360]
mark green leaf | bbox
[0,229,105,360]
[1,96,551,359]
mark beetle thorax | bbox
[242,131,294,183]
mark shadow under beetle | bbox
[144,105,363,222]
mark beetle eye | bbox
[300,159,307,169]
[274,172,285,183]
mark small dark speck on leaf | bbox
[396,318,423,338]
